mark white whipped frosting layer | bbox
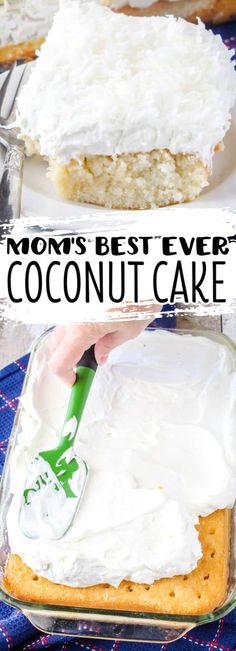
[16,2,236,163]
[7,330,236,587]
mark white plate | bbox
[0,63,236,218]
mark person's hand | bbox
[49,318,155,385]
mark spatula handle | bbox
[77,345,98,372]
[63,345,97,442]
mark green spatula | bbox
[19,345,97,540]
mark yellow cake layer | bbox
[0,37,44,64]
[48,149,209,210]
[4,509,230,616]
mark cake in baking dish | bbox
[17,2,236,209]
[4,330,236,614]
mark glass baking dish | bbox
[0,326,235,645]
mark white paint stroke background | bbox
[0,207,236,324]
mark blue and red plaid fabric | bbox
[211,21,236,75]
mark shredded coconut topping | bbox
[17,1,236,163]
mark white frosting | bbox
[7,330,236,587]
[16,2,236,163]
[19,441,89,541]
[0,0,59,46]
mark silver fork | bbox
[0,63,27,224]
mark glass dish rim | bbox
[0,325,236,626]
